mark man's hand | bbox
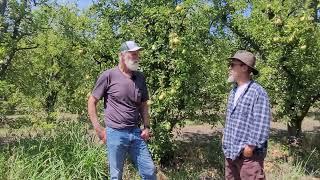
[140,128,151,141]
[243,145,255,158]
[88,95,106,144]
[95,126,106,144]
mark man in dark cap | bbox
[88,41,156,180]
[222,50,271,180]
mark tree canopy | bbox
[1,0,319,163]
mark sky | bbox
[57,0,95,9]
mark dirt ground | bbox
[175,118,320,142]
[172,117,320,179]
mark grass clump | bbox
[0,121,107,179]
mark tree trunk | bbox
[287,118,303,145]
[45,91,58,114]
[287,101,313,145]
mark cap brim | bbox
[228,57,240,61]
[128,47,143,52]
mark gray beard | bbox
[227,75,235,83]
[125,59,139,71]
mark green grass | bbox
[0,119,319,179]
[0,121,107,179]
[158,133,320,179]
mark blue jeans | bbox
[106,127,156,180]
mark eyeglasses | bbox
[228,62,245,68]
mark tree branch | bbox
[16,44,39,51]
[311,93,320,103]
[219,1,267,60]
[0,0,7,17]
[310,0,319,23]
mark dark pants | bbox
[225,153,266,180]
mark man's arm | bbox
[88,95,106,143]
[244,91,271,157]
[140,101,150,128]
[250,92,271,146]
[140,101,151,141]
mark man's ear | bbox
[119,52,124,60]
[242,65,249,72]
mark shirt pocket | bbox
[240,102,251,116]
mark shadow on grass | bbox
[164,126,320,179]
[306,111,320,121]
[164,131,224,180]
[269,127,320,177]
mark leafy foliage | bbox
[1,0,319,165]
[214,0,320,138]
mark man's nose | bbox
[133,57,140,62]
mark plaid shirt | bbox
[223,81,271,160]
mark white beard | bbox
[125,58,139,71]
[227,75,235,83]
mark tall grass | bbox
[0,121,107,179]
[266,146,320,179]
[1,120,319,179]
[267,157,319,180]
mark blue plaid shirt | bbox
[223,81,271,160]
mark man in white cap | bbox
[222,50,271,180]
[88,41,156,180]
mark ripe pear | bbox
[300,45,307,50]
[159,92,166,100]
[172,37,180,45]
[274,18,282,25]
[147,100,153,106]
[287,36,294,43]
[273,37,280,42]
[151,44,156,50]
[169,32,178,38]
[175,5,183,12]
[266,4,271,8]
[170,89,176,94]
